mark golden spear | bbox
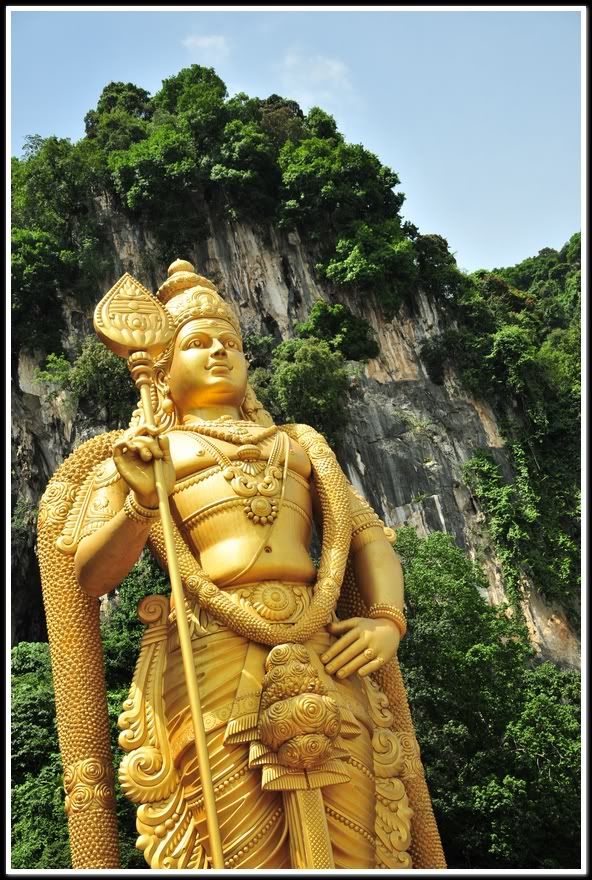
[94,272,225,868]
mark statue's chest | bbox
[167,429,312,532]
[168,430,311,482]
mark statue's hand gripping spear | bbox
[94,273,225,869]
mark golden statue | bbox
[37,260,446,870]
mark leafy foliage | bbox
[210,119,279,219]
[11,762,72,869]
[295,301,379,360]
[318,221,418,312]
[464,449,579,613]
[11,136,111,354]
[11,643,72,868]
[278,136,403,238]
[84,82,152,152]
[414,233,468,301]
[108,123,208,253]
[37,338,138,429]
[11,227,74,354]
[258,94,306,147]
[101,554,170,689]
[245,302,378,443]
[420,235,580,614]
[397,527,580,869]
[250,337,349,445]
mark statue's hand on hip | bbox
[321,617,400,680]
[112,428,176,509]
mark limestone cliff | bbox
[11,203,580,668]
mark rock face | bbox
[11,205,580,668]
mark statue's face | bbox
[167,318,248,414]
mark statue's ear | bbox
[241,382,274,426]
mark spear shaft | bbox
[94,274,225,867]
[130,352,225,869]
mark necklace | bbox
[192,431,286,526]
[175,417,278,446]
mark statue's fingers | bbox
[325,638,364,676]
[159,434,171,461]
[112,438,130,457]
[320,626,358,664]
[133,436,164,460]
[358,656,384,678]
[334,651,369,680]
[327,617,359,634]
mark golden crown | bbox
[157,259,241,337]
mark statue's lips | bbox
[206,363,233,374]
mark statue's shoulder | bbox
[38,430,125,551]
[280,423,336,456]
[41,430,123,505]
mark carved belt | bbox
[171,581,316,636]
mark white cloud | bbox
[279,49,355,110]
[181,35,230,63]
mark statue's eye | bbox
[226,339,237,349]
[189,339,203,348]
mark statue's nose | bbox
[211,339,226,356]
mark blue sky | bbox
[9,7,583,273]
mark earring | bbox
[161,383,175,414]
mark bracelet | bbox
[367,603,407,639]
[123,492,160,524]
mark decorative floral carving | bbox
[257,644,343,773]
[63,758,115,815]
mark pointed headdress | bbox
[156,259,241,338]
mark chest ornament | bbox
[180,430,287,526]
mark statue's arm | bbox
[348,488,405,611]
[74,495,154,599]
[75,431,175,599]
[316,477,405,679]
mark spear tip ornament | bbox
[93,273,174,360]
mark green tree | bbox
[84,82,152,152]
[152,65,228,151]
[11,135,111,354]
[305,106,341,140]
[250,337,350,444]
[37,338,138,429]
[11,227,74,354]
[414,234,466,301]
[101,553,170,687]
[319,220,417,311]
[108,123,208,252]
[85,82,152,130]
[245,303,378,440]
[278,137,404,238]
[11,554,169,869]
[258,94,306,148]
[396,527,580,868]
[295,300,379,360]
[210,119,279,219]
